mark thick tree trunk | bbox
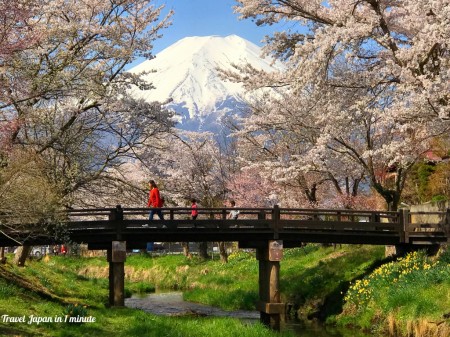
[197,242,208,260]
[181,242,191,258]
[218,242,228,263]
[13,245,31,267]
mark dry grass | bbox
[385,314,449,337]
[176,265,190,273]
[404,319,450,337]
[386,315,450,337]
[387,312,399,336]
[78,265,109,278]
[78,265,172,283]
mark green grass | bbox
[67,245,386,315]
[0,253,293,337]
[101,245,386,317]
[339,249,450,335]
[1,245,449,336]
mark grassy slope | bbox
[0,254,292,337]
[1,244,449,336]
[337,249,450,336]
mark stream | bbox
[125,292,375,337]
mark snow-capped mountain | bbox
[129,35,278,132]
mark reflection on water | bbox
[125,292,373,337]
[125,291,259,320]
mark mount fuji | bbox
[129,35,279,133]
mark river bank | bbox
[0,244,449,336]
[125,291,376,337]
[0,254,291,337]
[116,245,450,336]
[126,291,259,319]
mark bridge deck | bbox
[0,206,448,248]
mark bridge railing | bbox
[64,206,450,243]
[406,210,450,244]
[66,206,275,220]
[1,206,448,246]
[277,207,399,222]
[65,206,399,220]
[55,206,448,247]
[64,205,402,231]
[66,206,276,230]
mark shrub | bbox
[63,303,88,324]
[341,249,450,333]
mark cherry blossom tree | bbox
[234,0,449,117]
[0,0,174,201]
[0,0,38,61]
[0,0,39,159]
[231,91,368,208]
[147,131,231,261]
[157,131,229,207]
[0,0,174,264]
[226,167,277,207]
[229,0,450,210]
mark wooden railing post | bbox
[258,210,266,220]
[371,212,380,223]
[399,209,410,243]
[272,205,281,239]
[217,209,227,229]
[109,205,124,241]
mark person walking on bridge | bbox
[191,198,198,220]
[147,180,164,221]
[227,200,240,220]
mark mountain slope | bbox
[129,35,278,132]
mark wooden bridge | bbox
[2,205,449,247]
[1,206,449,330]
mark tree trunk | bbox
[13,245,31,267]
[197,242,208,260]
[0,247,6,264]
[218,242,228,263]
[181,242,191,258]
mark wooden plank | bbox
[256,301,286,314]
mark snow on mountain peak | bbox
[129,35,278,130]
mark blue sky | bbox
[153,0,277,52]
[129,0,288,67]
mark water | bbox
[126,291,259,320]
[125,292,373,337]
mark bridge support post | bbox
[256,240,285,331]
[387,209,411,257]
[107,241,126,307]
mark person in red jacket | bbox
[147,180,164,221]
[191,198,198,220]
